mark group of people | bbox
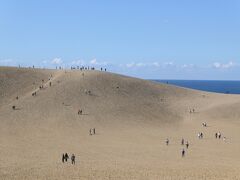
[62,153,75,165]
[84,89,91,95]
[165,138,189,157]
[202,122,207,127]
[189,108,195,113]
[215,132,222,139]
[78,109,83,115]
[89,128,96,135]
[32,92,37,96]
[69,66,107,72]
[197,132,204,139]
[181,138,189,157]
[181,138,189,149]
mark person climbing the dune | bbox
[165,138,169,145]
[182,149,185,157]
[181,138,184,145]
[62,153,65,163]
[71,154,75,165]
[64,153,69,162]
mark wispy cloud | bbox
[181,64,195,69]
[51,58,62,65]
[89,58,108,66]
[0,59,15,66]
[212,61,236,69]
[125,62,162,68]
[71,59,85,66]
[162,62,176,68]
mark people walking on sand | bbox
[198,132,202,139]
[198,132,203,139]
[62,153,65,163]
[165,138,169,145]
[78,109,82,115]
[182,149,185,157]
[215,133,218,139]
[186,141,189,149]
[49,82,52,87]
[64,153,69,162]
[218,132,221,139]
[71,154,75,165]
[223,136,226,142]
[181,138,184,145]
[93,128,95,135]
[89,129,92,135]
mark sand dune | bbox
[0,67,240,179]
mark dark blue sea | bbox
[153,80,240,94]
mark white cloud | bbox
[42,60,48,64]
[126,62,135,68]
[164,62,174,66]
[136,62,145,67]
[71,59,85,66]
[51,58,62,65]
[89,58,108,66]
[181,64,194,68]
[0,59,13,63]
[0,59,15,66]
[212,61,235,69]
[152,62,160,67]
[90,59,97,64]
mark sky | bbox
[0,0,240,80]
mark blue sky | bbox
[0,0,240,79]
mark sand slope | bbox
[0,67,240,179]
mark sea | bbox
[153,80,240,94]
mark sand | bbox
[0,66,240,179]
